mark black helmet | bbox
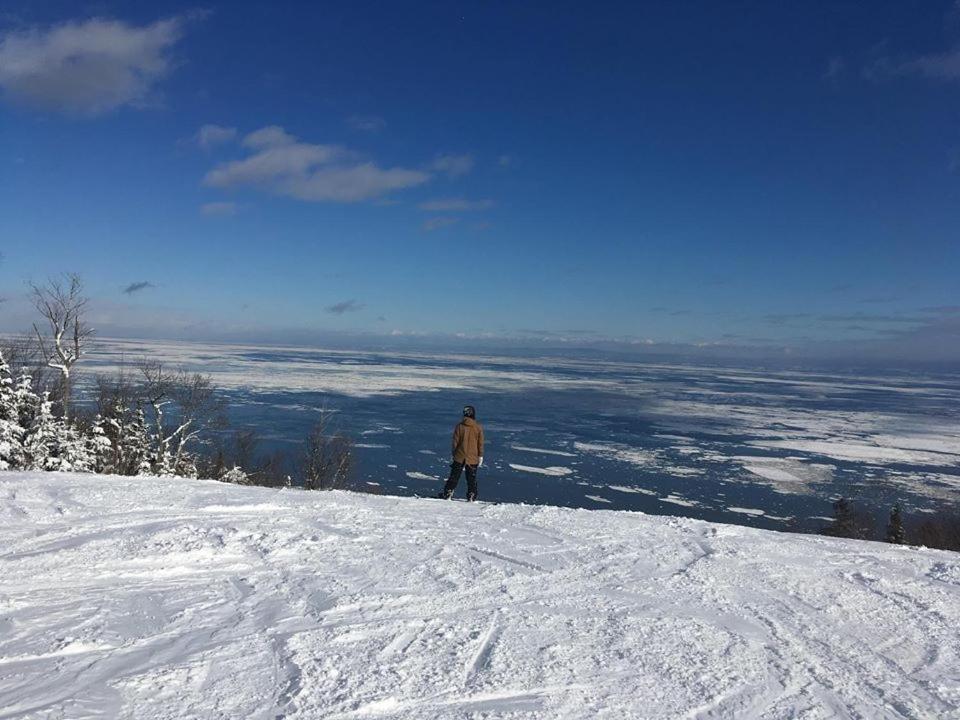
[463,405,476,418]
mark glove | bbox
[478,457,484,468]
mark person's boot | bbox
[437,489,454,499]
[467,492,477,502]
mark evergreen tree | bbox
[220,465,250,485]
[127,405,154,476]
[22,393,93,472]
[56,420,95,472]
[0,351,27,471]
[23,394,61,471]
[821,497,860,539]
[886,504,906,545]
[86,415,114,474]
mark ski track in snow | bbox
[1,472,959,719]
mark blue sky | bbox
[1,1,958,362]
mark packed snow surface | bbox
[1,472,959,719]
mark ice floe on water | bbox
[405,471,439,481]
[747,439,958,467]
[869,432,960,457]
[727,506,766,517]
[664,465,705,477]
[608,485,658,496]
[584,494,612,503]
[660,494,702,508]
[84,339,631,398]
[733,457,834,495]
[574,441,660,467]
[509,464,574,477]
[510,445,578,457]
[871,471,960,503]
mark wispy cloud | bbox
[195,124,237,150]
[346,115,386,132]
[824,57,845,82]
[763,313,811,325]
[417,198,493,212]
[858,294,900,304]
[431,154,473,178]
[422,216,459,232]
[897,47,960,81]
[0,16,188,116]
[818,313,919,324]
[919,305,960,314]
[204,126,430,203]
[200,201,238,216]
[327,299,364,315]
[122,281,155,295]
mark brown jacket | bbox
[452,417,484,465]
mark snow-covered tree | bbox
[0,350,27,470]
[127,405,155,476]
[23,393,94,472]
[23,394,61,471]
[86,415,114,474]
[139,362,224,477]
[57,421,95,473]
[30,274,93,419]
[220,465,250,485]
[95,400,154,476]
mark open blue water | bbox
[83,339,960,533]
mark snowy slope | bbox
[1,472,958,719]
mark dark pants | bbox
[443,461,478,500]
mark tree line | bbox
[0,274,352,490]
[821,496,960,552]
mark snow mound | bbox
[1,471,958,718]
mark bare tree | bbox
[0,334,56,394]
[30,274,93,418]
[139,361,226,475]
[303,410,353,490]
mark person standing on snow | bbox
[440,405,484,501]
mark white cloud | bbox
[201,201,238,216]
[284,164,431,203]
[422,216,459,232]
[196,124,237,150]
[206,143,342,186]
[204,126,430,203]
[242,125,297,149]
[418,198,493,212]
[431,154,474,177]
[0,16,186,116]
